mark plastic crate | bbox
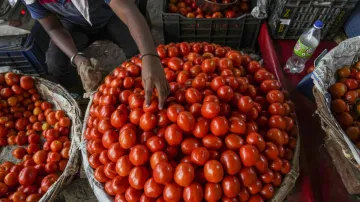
[268,0,360,40]
[0,23,50,75]
[162,0,262,52]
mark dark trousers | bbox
[46,15,138,89]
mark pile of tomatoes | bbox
[0,73,72,201]
[168,0,250,19]
[328,62,360,148]
[85,42,298,202]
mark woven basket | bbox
[81,85,300,202]
[0,75,82,202]
[314,88,360,169]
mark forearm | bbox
[109,0,157,55]
[47,28,78,58]
[38,14,79,60]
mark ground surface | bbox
[54,1,164,201]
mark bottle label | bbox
[294,40,315,59]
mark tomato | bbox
[129,145,149,166]
[9,191,26,202]
[192,117,209,138]
[165,124,183,146]
[146,136,165,153]
[222,175,241,198]
[211,76,226,91]
[264,142,279,161]
[201,102,220,119]
[129,166,149,190]
[115,155,134,177]
[110,109,128,129]
[5,72,20,86]
[268,115,286,130]
[176,71,190,85]
[139,112,157,131]
[153,161,173,185]
[192,76,207,90]
[12,147,27,159]
[174,163,194,187]
[103,162,117,179]
[163,183,183,202]
[47,151,61,162]
[246,132,266,152]
[18,166,37,186]
[26,193,42,202]
[101,129,118,149]
[0,183,8,197]
[41,174,58,192]
[168,57,184,71]
[129,108,144,125]
[229,118,246,135]
[27,143,40,154]
[252,153,268,174]
[4,172,18,186]
[345,90,359,104]
[125,186,142,202]
[167,104,185,123]
[143,178,163,198]
[217,86,234,102]
[238,96,254,114]
[220,150,241,175]
[203,160,224,183]
[201,59,216,73]
[107,142,125,163]
[112,176,129,195]
[175,111,196,132]
[225,134,244,151]
[89,153,102,169]
[190,147,209,166]
[94,165,109,183]
[185,88,202,104]
[182,182,203,202]
[202,135,222,150]
[239,144,260,167]
[210,116,229,136]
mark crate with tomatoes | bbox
[162,0,262,52]
[82,42,300,202]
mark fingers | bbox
[156,79,170,110]
[144,78,155,107]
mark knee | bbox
[45,50,69,77]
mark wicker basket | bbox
[312,37,360,193]
[0,75,82,202]
[81,83,300,202]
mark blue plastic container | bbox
[0,23,50,75]
[344,1,360,38]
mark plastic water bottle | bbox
[284,20,324,74]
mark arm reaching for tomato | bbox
[108,0,169,109]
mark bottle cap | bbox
[314,20,324,29]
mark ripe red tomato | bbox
[18,166,37,186]
[239,144,260,167]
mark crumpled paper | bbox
[251,0,268,19]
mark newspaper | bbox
[312,36,360,166]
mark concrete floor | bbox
[55,1,164,201]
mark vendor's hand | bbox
[141,55,170,109]
[75,55,103,92]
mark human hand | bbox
[141,55,170,109]
[75,56,104,92]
